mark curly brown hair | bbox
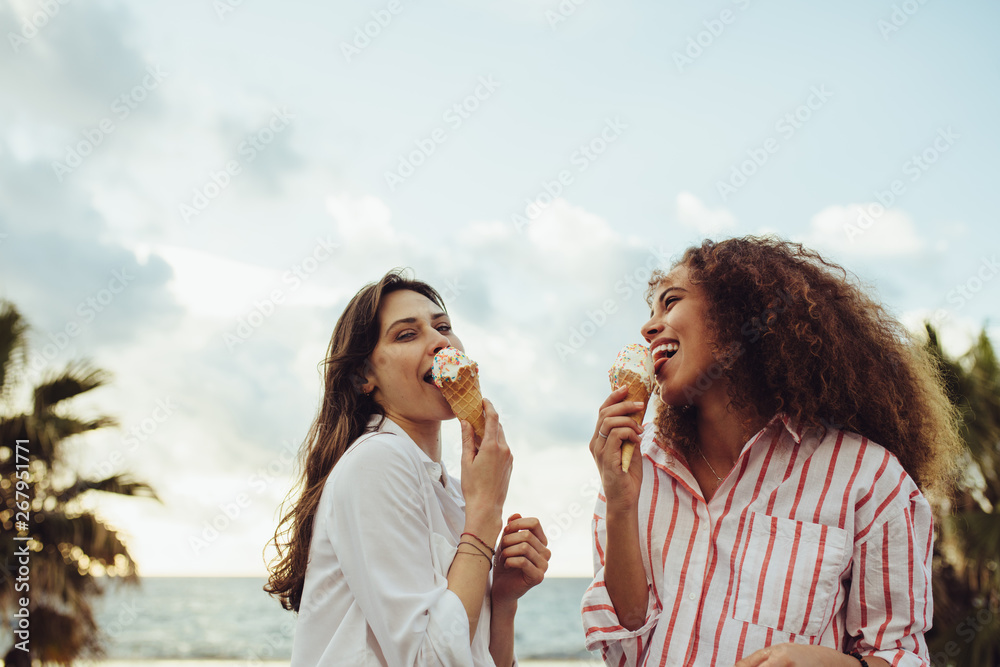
[647,236,962,498]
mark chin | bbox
[656,382,696,409]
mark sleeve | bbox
[328,436,474,667]
[845,477,934,667]
[581,490,659,665]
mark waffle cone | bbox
[615,369,650,473]
[440,366,486,439]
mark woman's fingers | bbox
[500,517,551,554]
[498,534,550,575]
[481,397,499,445]
[593,404,645,445]
[601,400,648,423]
[503,515,548,547]
[731,648,771,667]
[499,555,547,584]
[500,542,551,574]
[592,417,644,463]
[460,419,475,465]
[597,385,630,410]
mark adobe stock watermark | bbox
[843,126,958,243]
[88,397,177,479]
[556,244,671,360]
[436,277,467,305]
[716,84,833,203]
[673,0,752,73]
[512,116,628,233]
[213,0,246,21]
[240,615,296,665]
[546,477,603,544]
[383,76,500,192]
[28,267,135,371]
[223,236,339,351]
[189,438,299,555]
[682,289,795,402]
[926,255,1000,327]
[7,0,71,53]
[877,0,932,40]
[340,0,407,62]
[545,0,590,30]
[99,601,142,643]
[10,439,32,656]
[179,106,295,224]
[51,64,168,182]
[930,604,997,666]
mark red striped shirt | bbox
[581,410,933,667]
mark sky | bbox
[0,0,998,578]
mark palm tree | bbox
[0,301,157,666]
[925,324,1000,667]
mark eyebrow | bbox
[385,312,449,333]
[650,286,687,316]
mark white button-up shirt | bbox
[582,402,933,667]
[291,415,498,666]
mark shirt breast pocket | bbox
[732,511,850,637]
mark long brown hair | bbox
[648,236,963,498]
[264,268,446,611]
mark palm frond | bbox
[56,474,159,503]
[0,301,29,404]
[33,361,111,415]
[33,510,139,578]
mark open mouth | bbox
[651,340,679,373]
[423,370,435,385]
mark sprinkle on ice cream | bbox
[431,347,478,388]
[608,343,653,392]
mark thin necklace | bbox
[698,449,726,483]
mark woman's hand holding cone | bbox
[459,398,511,543]
[590,386,645,514]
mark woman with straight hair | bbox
[583,237,962,667]
[267,268,550,666]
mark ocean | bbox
[85,576,602,664]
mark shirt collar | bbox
[641,408,805,466]
[774,411,805,445]
[366,414,448,487]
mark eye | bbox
[436,324,452,333]
[664,296,680,309]
[395,330,416,341]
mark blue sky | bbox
[0,0,997,577]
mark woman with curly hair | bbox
[266,269,550,666]
[583,237,962,667]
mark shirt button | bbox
[689,593,696,600]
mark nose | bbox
[641,315,661,344]
[431,328,451,355]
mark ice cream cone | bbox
[440,365,486,439]
[616,369,650,472]
[608,343,654,473]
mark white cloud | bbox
[803,204,926,257]
[39,189,664,578]
[676,191,737,235]
[326,192,396,245]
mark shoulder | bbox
[327,430,426,503]
[339,429,420,468]
[825,427,929,536]
[828,427,915,490]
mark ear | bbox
[357,359,376,395]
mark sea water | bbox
[89,577,599,661]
